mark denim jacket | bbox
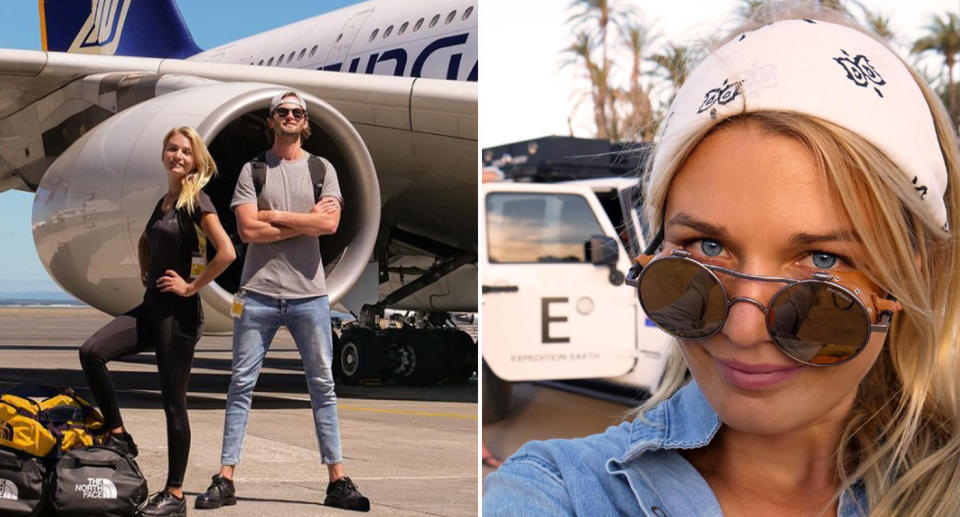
[483,381,867,516]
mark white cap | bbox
[270,91,307,113]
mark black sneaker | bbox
[138,491,186,517]
[324,477,370,512]
[195,474,236,510]
[104,431,138,458]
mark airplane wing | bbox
[0,49,476,191]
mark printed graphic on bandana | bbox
[75,478,118,499]
[833,50,886,97]
[0,479,18,500]
[912,176,929,200]
[697,79,744,115]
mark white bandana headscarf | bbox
[653,19,949,231]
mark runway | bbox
[0,307,477,516]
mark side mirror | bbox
[586,235,618,266]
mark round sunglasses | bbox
[625,249,900,366]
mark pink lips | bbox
[717,359,804,390]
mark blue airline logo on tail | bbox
[69,0,131,54]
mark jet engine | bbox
[32,82,380,332]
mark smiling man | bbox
[195,91,369,512]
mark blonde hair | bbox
[635,4,960,516]
[163,126,217,214]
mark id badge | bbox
[190,253,206,280]
[231,291,247,318]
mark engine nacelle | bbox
[32,82,380,332]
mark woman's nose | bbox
[719,276,779,348]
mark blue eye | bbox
[700,239,723,257]
[812,252,837,269]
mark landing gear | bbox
[330,228,478,387]
[332,324,477,387]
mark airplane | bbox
[0,0,478,386]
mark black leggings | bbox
[78,291,202,488]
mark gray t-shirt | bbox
[231,150,342,298]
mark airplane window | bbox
[384,25,393,38]
[276,54,283,65]
[399,21,409,34]
[369,28,379,41]
[463,6,474,20]
[258,59,264,65]
[298,48,306,60]
[414,18,424,31]
[430,14,440,28]
[336,33,343,43]
[267,57,274,66]
[287,52,294,63]
[309,45,318,57]
[445,11,456,24]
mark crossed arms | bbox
[235,197,341,243]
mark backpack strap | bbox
[252,152,268,199]
[306,154,327,202]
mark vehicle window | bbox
[369,28,379,41]
[463,6,474,20]
[309,45,318,57]
[486,193,603,263]
[287,52,295,63]
[258,59,264,65]
[430,14,440,28]
[267,57,274,66]
[399,21,409,34]
[414,18,424,31]
[298,48,306,60]
[445,11,456,24]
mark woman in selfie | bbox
[79,127,235,517]
[484,4,960,517]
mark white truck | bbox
[481,177,672,422]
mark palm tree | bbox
[567,0,623,139]
[619,21,658,141]
[913,13,960,124]
[862,9,895,42]
[650,43,698,91]
[560,31,609,139]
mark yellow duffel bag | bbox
[0,385,107,458]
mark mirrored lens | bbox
[768,281,870,365]
[638,257,727,338]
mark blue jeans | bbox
[220,292,342,465]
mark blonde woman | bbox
[484,5,960,517]
[79,127,235,517]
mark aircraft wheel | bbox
[394,329,445,386]
[335,327,384,385]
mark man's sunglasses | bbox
[625,249,900,366]
[273,107,306,119]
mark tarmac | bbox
[0,307,478,517]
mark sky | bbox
[0,0,355,294]
[482,0,960,146]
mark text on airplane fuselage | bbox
[320,33,477,81]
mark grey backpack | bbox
[51,445,147,517]
[0,449,45,516]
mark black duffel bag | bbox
[51,445,147,517]
[0,448,46,516]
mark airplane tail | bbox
[40,0,202,58]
